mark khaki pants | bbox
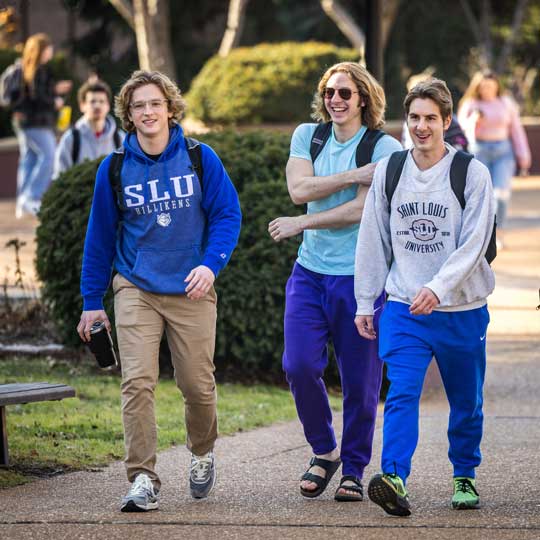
[113,274,218,489]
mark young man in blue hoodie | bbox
[77,70,241,512]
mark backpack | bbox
[445,115,469,152]
[310,121,385,167]
[71,125,123,164]
[108,136,203,211]
[384,149,497,263]
[0,61,22,108]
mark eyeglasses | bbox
[129,99,168,113]
[322,87,359,100]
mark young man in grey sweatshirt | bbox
[53,79,123,179]
[354,78,495,516]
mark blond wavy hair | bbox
[459,71,502,109]
[114,70,186,132]
[311,62,386,129]
[21,33,52,87]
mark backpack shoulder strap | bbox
[113,127,122,149]
[309,122,332,164]
[108,148,126,211]
[185,136,204,191]
[71,127,80,164]
[355,129,385,167]
[449,150,473,209]
[384,150,409,207]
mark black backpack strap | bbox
[384,150,409,208]
[449,150,473,209]
[449,150,497,263]
[355,129,385,167]
[309,122,333,164]
[108,148,126,211]
[71,127,80,164]
[113,128,122,149]
[185,136,204,191]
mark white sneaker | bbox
[120,473,159,512]
[190,451,217,499]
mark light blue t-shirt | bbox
[290,123,402,275]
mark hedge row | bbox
[35,130,306,379]
[187,41,358,125]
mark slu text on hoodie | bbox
[81,125,242,311]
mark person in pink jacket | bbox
[458,72,531,248]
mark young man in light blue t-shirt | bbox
[268,62,401,501]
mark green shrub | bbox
[187,41,358,125]
[36,130,305,379]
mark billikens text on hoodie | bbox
[81,125,242,311]
[354,144,495,315]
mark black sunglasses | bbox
[322,87,359,100]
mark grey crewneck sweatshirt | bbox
[354,144,496,315]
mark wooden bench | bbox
[0,382,76,466]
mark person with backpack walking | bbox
[77,70,241,512]
[458,71,531,249]
[53,79,124,179]
[268,62,401,502]
[354,78,495,517]
[1,33,72,217]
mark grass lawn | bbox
[0,357,341,488]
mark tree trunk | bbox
[320,0,365,59]
[110,0,177,80]
[219,0,250,57]
[381,0,401,50]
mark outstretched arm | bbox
[269,184,369,241]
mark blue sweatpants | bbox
[379,301,489,482]
[282,263,385,478]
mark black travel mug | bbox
[87,321,118,369]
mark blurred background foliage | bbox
[1,0,539,131]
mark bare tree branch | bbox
[320,0,365,57]
[496,0,529,74]
[109,0,135,29]
[381,0,401,50]
[459,0,481,43]
[219,0,250,57]
[460,0,492,69]
[480,0,493,67]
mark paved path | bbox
[0,177,539,539]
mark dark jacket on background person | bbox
[11,63,57,128]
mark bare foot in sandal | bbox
[300,449,340,496]
[335,475,363,501]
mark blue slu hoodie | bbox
[81,124,242,310]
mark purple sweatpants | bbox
[282,263,384,478]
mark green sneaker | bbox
[368,473,411,516]
[452,477,480,509]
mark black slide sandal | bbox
[300,457,341,498]
[334,475,363,502]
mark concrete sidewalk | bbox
[0,177,539,539]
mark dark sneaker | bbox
[452,477,480,509]
[190,451,216,499]
[368,473,411,516]
[120,473,159,512]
